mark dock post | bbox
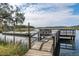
[28,22,31,49]
[72,36,75,49]
[13,21,15,44]
[38,32,40,41]
[53,30,60,56]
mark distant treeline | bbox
[15,25,34,28]
[37,26,79,30]
[0,25,35,32]
[65,26,79,30]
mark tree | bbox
[0,3,14,32]
[0,3,14,42]
[15,12,25,25]
[0,3,13,22]
[7,5,25,44]
[0,3,25,44]
[14,6,25,25]
[0,3,25,28]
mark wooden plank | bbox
[41,40,53,52]
[25,49,52,56]
[60,37,72,39]
[31,42,43,50]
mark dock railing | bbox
[37,29,60,55]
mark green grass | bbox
[15,28,34,32]
[64,27,79,30]
[0,40,28,56]
[0,29,2,33]
[0,27,34,32]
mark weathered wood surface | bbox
[25,30,60,56]
[59,29,76,49]
[25,49,52,56]
[59,29,76,40]
[25,39,53,56]
[60,29,75,36]
[25,29,58,56]
[31,42,43,50]
[41,40,53,52]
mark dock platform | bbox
[59,29,76,49]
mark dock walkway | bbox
[25,38,53,56]
[25,30,60,56]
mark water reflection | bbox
[0,33,37,45]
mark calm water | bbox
[0,33,38,45]
[60,30,79,56]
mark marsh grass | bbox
[0,40,28,56]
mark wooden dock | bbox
[25,40,53,56]
[1,22,76,55]
[2,25,76,55]
[15,28,75,56]
[59,29,76,49]
[25,30,60,56]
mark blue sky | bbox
[70,3,79,15]
[14,3,79,27]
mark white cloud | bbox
[22,3,79,27]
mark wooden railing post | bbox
[13,21,15,44]
[38,32,40,41]
[28,22,31,49]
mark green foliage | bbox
[0,29,2,32]
[14,25,34,32]
[0,3,13,21]
[64,26,79,30]
[0,3,25,26]
[15,28,34,32]
[15,13,25,24]
[15,25,34,28]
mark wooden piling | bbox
[13,22,15,44]
[38,32,40,41]
[28,22,31,49]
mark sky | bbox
[11,3,79,27]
